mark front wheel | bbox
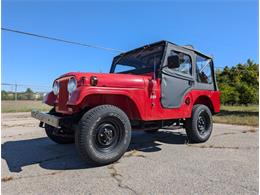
[75,105,131,165]
[185,104,213,143]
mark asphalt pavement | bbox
[1,113,259,194]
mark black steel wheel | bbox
[75,105,131,165]
[94,117,123,152]
[185,104,213,143]
[197,110,211,136]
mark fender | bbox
[192,91,221,114]
[67,86,145,120]
[44,92,56,106]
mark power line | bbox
[2,83,49,88]
[2,27,124,53]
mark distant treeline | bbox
[1,59,259,105]
[216,59,258,105]
[1,88,45,100]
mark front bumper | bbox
[31,110,61,128]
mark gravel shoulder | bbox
[1,113,259,195]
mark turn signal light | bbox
[90,76,98,86]
[185,97,190,105]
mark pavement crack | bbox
[2,176,13,182]
[2,171,64,182]
[107,164,138,195]
[214,129,257,137]
[213,132,237,137]
[187,144,258,150]
[187,144,239,150]
[123,150,146,158]
[242,129,257,133]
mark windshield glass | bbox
[110,43,165,74]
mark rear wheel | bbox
[185,104,213,143]
[75,105,131,165]
[45,124,74,144]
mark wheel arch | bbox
[193,95,215,114]
[79,94,142,120]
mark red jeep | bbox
[32,40,220,165]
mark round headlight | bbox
[52,81,59,95]
[68,77,77,94]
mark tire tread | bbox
[75,105,131,165]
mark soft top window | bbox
[168,50,192,75]
[196,55,213,84]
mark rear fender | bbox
[193,92,220,114]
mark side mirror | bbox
[167,55,180,69]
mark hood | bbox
[58,72,151,89]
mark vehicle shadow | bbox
[2,129,188,173]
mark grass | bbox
[1,100,51,113]
[1,100,259,126]
[213,105,259,126]
[219,105,258,112]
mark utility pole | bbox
[14,83,17,101]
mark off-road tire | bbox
[185,104,213,143]
[45,124,74,144]
[44,108,74,144]
[75,105,131,165]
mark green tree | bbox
[25,88,34,100]
[219,85,239,105]
[1,90,8,100]
[237,84,257,105]
[216,59,259,105]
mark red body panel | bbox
[45,72,220,120]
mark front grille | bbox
[56,77,70,113]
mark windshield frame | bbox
[110,41,166,75]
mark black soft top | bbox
[117,40,212,60]
[164,40,212,59]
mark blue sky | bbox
[2,0,259,92]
